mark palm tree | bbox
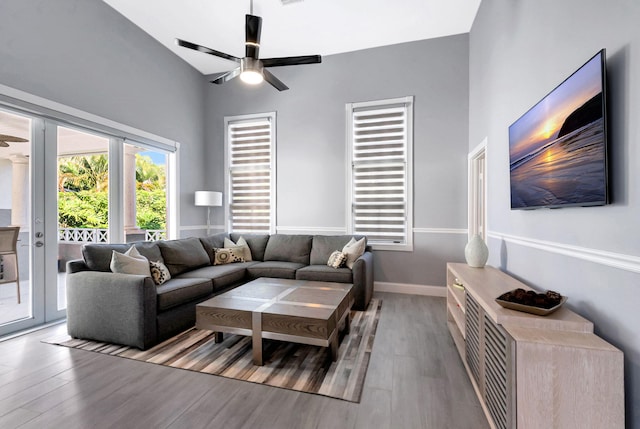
[58,155,109,192]
[135,154,166,191]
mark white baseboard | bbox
[374,281,446,297]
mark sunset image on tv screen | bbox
[509,51,607,209]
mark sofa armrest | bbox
[66,271,157,349]
[352,251,374,311]
[66,258,90,274]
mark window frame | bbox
[346,96,414,251]
[224,112,277,234]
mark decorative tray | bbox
[495,290,567,316]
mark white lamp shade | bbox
[194,191,222,207]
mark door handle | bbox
[35,241,44,247]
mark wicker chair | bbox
[0,226,21,304]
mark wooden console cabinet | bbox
[446,263,624,429]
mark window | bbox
[347,96,413,251]
[225,112,276,234]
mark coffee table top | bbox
[197,278,353,319]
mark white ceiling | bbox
[1,1,481,158]
[103,0,481,75]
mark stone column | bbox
[9,154,29,231]
[123,145,144,242]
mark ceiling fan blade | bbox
[0,134,28,142]
[210,67,241,85]
[263,69,289,91]
[261,55,322,68]
[245,14,262,59]
[176,39,241,63]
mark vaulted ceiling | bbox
[103,0,481,75]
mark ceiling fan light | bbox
[240,70,264,85]
[240,58,264,85]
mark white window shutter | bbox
[349,98,413,249]
[226,115,275,234]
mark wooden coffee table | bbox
[196,278,354,365]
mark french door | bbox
[0,111,64,334]
[0,104,175,337]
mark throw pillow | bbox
[149,260,171,285]
[125,245,142,258]
[110,248,151,277]
[224,237,253,262]
[213,247,246,265]
[342,237,366,269]
[327,250,347,269]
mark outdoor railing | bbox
[58,228,166,243]
[145,229,166,241]
[58,228,108,243]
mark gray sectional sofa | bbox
[66,233,373,350]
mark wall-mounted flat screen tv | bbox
[509,49,608,210]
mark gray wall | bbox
[0,0,207,230]
[205,35,470,287]
[469,0,640,425]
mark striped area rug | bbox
[44,298,381,403]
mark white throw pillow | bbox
[110,246,151,277]
[125,245,142,258]
[342,237,366,269]
[224,236,252,262]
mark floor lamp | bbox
[195,191,222,235]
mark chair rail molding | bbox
[489,231,640,274]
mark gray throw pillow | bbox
[263,234,312,264]
[157,237,210,276]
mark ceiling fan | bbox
[0,134,28,148]
[175,3,321,91]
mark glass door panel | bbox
[0,109,42,333]
[56,126,110,312]
[124,143,168,243]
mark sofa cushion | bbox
[247,261,305,279]
[310,235,363,265]
[177,262,259,291]
[199,233,229,264]
[263,234,312,264]
[83,242,163,272]
[296,265,353,284]
[156,277,213,311]
[230,233,270,261]
[157,237,210,276]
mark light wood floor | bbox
[0,292,488,429]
